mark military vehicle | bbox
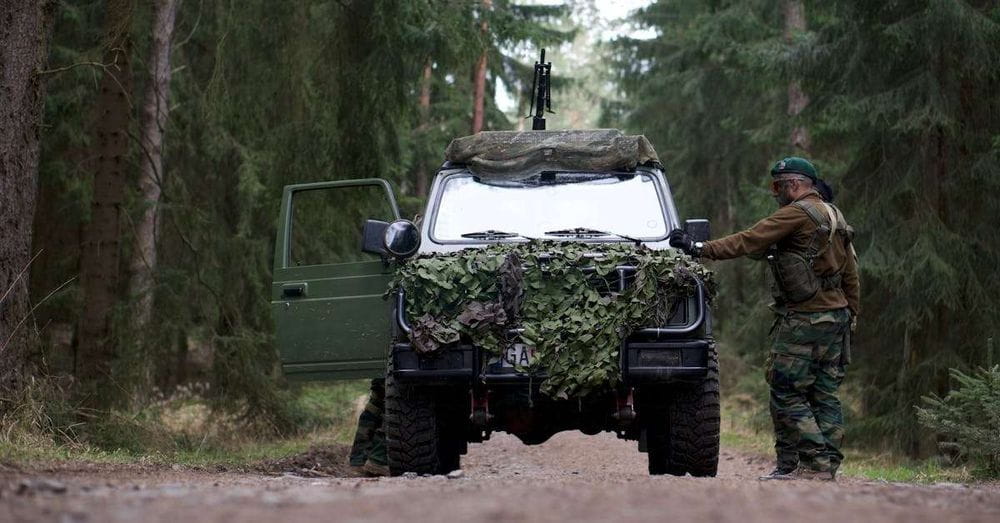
[270,52,718,477]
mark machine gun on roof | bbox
[526,48,554,130]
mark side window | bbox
[289,184,396,266]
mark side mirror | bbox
[685,219,710,243]
[383,219,421,258]
[361,220,390,256]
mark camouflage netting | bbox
[390,241,716,399]
[444,130,660,178]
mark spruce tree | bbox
[806,0,1000,454]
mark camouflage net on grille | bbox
[390,241,716,399]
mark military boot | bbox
[362,460,389,477]
[758,466,796,481]
[362,431,389,477]
[791,466,836,481]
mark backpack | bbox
[767,199,854,304]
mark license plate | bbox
[500,343,535,368]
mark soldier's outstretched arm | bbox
[700,205,808,260]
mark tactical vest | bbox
[767,199,855,304]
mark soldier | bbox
[669,157,859,481]
[348,378,389,476]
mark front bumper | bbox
[392,338,712,385]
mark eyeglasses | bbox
[770,179,794,192]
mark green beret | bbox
[770,156,818,181]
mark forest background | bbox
[1,0,999,473]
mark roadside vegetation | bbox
[3,376,981,486]
[720,348,987,483]
[722,431,973,484]
[722,407,974,484]
[917,365,1000,478]
[0,381,368,469]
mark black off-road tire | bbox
[644,347,721,477]
[667,347,721,477]
[437,436,462,474]
[385,373,440,476]
[435,395,467,474]
[643,391,683,476]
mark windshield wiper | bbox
[460,229,532,240]
[543,227,643,243]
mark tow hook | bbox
[470,390,493,426]
[612,387,636,423]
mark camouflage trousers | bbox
[766,308,851,473]
[349,378,387,467]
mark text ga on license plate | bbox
[501,343,535,367]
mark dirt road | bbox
[3,431,999,522]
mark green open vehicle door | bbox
[271,179,400,381]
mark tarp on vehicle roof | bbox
[443,129,660,178]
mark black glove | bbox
[668,228,702,256]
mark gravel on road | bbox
[3,431,999,523]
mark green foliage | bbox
[608,0,1000,455]
[30,0,575,435]
[917,366,1000,477]
[393,241,715,399]
[805,0,1000,454]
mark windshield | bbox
[432,172,668,241]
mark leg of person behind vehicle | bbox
[349,378,387,476]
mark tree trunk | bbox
[0,0,56,412]
[470,0,491,134]
[76,0,134,406]
[416,59,432,197]
[129,0,179,330]
[784,0,810,153]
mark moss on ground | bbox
[0,380,369,468]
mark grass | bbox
[839,459,969,483]
[1,378,979,484]
[721,404,974,484]
[0,380,370,469]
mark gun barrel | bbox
[532,48,549,130]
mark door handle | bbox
[282,282,307,298]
